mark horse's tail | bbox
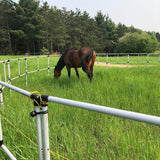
[81,49,94,72]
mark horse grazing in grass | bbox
[54,47,96,82]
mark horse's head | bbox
[54,68,61,78]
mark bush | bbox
[114,31,159,53]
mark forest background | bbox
[0,0,160,55]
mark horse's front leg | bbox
[75,68,79,78]
[66,66,71,78]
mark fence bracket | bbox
[30,110,48,117]
[41,95,49,106]
[30,94,41,107]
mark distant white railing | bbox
[96,53,160,67]
[0,55,56,88]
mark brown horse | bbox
[54,47,96,82]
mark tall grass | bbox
[0,55,160,159]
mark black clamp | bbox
[41,95,49,106]
[30,110,48,117]
[30,94,49,117]
[30,94,41,107]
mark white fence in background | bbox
[0,54,160,160]
[96,53,160,68]
[1,53,160,88]
[0,55,57,89]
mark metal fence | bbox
[0,54,160,159]
[0,55,57,88]
[1,80,160,160]
[96,53,160,67]
[0,55,56,159]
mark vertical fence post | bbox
[7,60,11,94]
[7,60,11,82]
[30,94,43,160]
[147,54,149,67]
[35,107,43,160]
[137,54,139,63]
[3,61,7,83]
[25,58,28,86]
[0,76,3,109]
[30,94,50,160]
[97,54,99,64]
[42,95,50,160]
[37,56,39,72]
[106,54,108,69]
[127,54,129,68]
[18,59,20,77]
[48,55,49,76]
[117,54,119,64]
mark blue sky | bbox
[13,0,160,33]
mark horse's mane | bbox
[81,49,93,72]
[55,54,65,71]
[55,49,76,71]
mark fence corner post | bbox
[42,95,50,160]
[30,94,43,160]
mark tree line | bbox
[0,0,160,55]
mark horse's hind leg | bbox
[75,68,79,78]
[87,72,92,82]
[85,69,92,82]
[88,72,92,82]
[89,59,95,82]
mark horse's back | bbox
[63,47,96,68]
[63,49,81,67]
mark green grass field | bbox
[0,55,160,159]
